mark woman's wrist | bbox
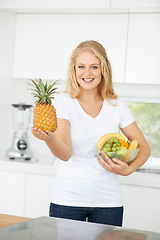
[43,130,56,143]
[45,134,56,144]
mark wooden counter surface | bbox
[0,214,32,228]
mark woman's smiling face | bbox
[75,51,102,91]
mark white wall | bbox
[0,10,17,157]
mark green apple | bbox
[117,146,128,157]
[106,152,116,159]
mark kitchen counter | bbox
[0,156,160,188]
[0,214,31,228]
[0,215,160,240]
[0,155,59,176]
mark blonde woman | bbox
[32,40,150,226]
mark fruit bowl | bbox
[101,146,139,164]
[97,133,139,165]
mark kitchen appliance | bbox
[6,103,33,160]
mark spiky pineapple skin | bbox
[33,103,57,132]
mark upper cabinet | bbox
[111,0,160,8]
[13,13,128,82]
[2,0,159,85]
[125,13,160,84]
[1,0,160,9]
[0,0,110,9]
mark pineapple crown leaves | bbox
[28,78,59,104]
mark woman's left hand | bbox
[98,151,129,176]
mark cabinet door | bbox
[0,171,25,216]
[0,0,110,8]
[13,13,128,83]
[121,184,160,233]
[125,13,160,84]
[25,174,55,218]
[111,0,160,8]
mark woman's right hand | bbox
[31,127,55,142]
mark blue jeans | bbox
[49,202,123,226]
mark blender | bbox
[6,103,33,160]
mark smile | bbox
[82,78,94,82]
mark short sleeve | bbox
[119,101,135,129]
[53,93,71,121]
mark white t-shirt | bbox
[51,92,134,207]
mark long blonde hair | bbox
[67,40,118,101]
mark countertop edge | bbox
[0,158,160,188]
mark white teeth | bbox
[82,78,94,82]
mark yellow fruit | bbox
[129,140,138,149]
[28,78,58,132]
[97,133,126,153]
[33,103,57,132]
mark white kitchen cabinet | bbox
[0,0,110,9]
[125,13,160,84]
[111,0,160,8]
[121,182,160,233]
[25,174,55,218]
[13,13,128,83]
[1,0,160,10]
[0,171,25,216]
[1,159,160,233]
[0,159,59,219]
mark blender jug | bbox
[6,103,33,160]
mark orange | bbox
[120,141,129,149]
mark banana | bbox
[129,140,138,149]
[96,133,126,153]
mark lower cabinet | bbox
[121,184,160,233]
[0,170,56,219]
[0,169,160,233]
[24,174,55,218]
[0,171,25,216]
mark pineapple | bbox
[28,78,58,132]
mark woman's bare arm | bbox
[120,121,151,175]
[31,118,72,161]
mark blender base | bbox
[9,157,31,160]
